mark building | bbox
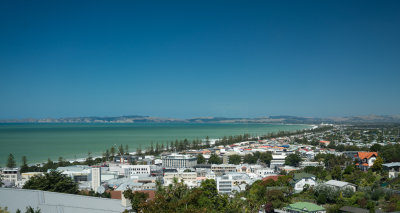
[216,173,254,194]
[383,162,400,178]
[291,173,317,192]
[324,180,356,192]
[255,168,276,177]
[91,167,101,193]
[0,188,127,213]
[0,168,20,185]
[123,165,151,177]
[356,152,378,171]
[211,164,237,175]
[163,172,197,188]
[162,153,197,169]
[285,202,325,213]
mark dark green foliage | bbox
[285,153,302,167]
[228,154,241,165]
[197,154,206,164]
[208,154,222,164]
[6,153,16,168]
[135,179,233,212]
[23,170,78,194]
[123,190,148,212]
[20,156,29,173]
[24,206,41,213]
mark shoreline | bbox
[1,123,314,166]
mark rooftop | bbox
[286,202,325,212]
[0,188,126,213]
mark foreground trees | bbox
[23,171,78,194]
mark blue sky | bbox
[0,0,399,119]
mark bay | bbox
[0,123,311,166]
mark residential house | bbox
[356,152,378,171]
[324,180,356,192]
[285,202,326,213]
[291,173,317,192]
[383,162,400,178]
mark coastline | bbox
[0,123,313,166]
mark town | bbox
[1,124,400,213]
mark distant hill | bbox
[1,114,400,124]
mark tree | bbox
[228,154,241,165]
[331,166,343,180]
[125,144,129,155]
[110,146,116,157]
[123,189,148,212]
[285,153,302,167]
[370,144,382,152]
[208,154,222,164]
[0,207,10,213]
[371,156,383,172]
[21,156,29,173]
[6,153,16,168]
[243,154,258,164]
[23,170,78,194]
[197,154,206,164]
[24,207,41,213]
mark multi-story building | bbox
[163,172,197,188]
[91,167,101,193]
[0,168,20,184]
[123,165,151,177]
[162,153,197,169]
[211,164,237,175]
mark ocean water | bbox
[0,123,311,166]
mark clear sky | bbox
[0,0,399,119]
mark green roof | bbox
[293,173,315,181]
[286,202,325,212]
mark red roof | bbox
[319,140,330,144]
[362,163,369,166]
[262,175,283,182]
[358,152,378,160]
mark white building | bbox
[163,172,197,188]
[123,165,151,177]
[324,180,356,192]
[162,153,197,168]
[216,173,254,194]
[291,173,317,192]
[255,168,276,178]
[91,167,101,193]
[0,168,20,183]
[211,164,237,175]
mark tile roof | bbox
[357,152,377,160]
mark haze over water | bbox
[0,123,310,166]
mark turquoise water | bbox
[0,123,310,166]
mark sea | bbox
[0,123,311,166]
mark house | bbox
[324,180,356,192]
[356,152,378,171]
[382,162,400,178]
[290,173,317,192]
[285,202,325,213]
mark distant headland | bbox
[1,114,400,124]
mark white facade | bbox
[162,153,197,168]
[255,168,276,177]
[294,177,317,191]
[123,165,151,177]
[91,168,101,193]
[1,168,19,183]
[163,172,197,188]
